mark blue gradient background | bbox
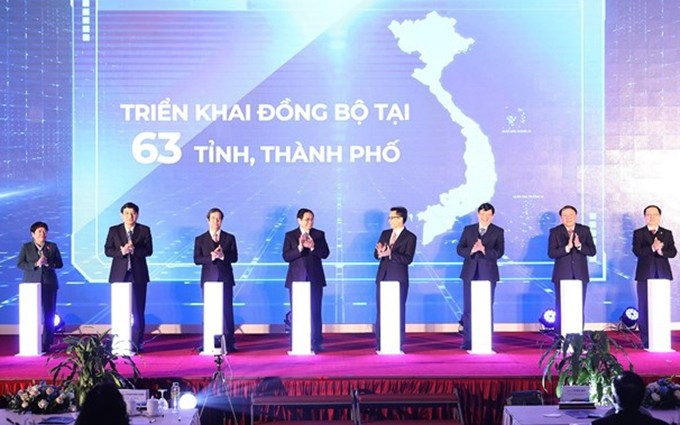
[2,0,679,331]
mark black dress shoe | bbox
[312,344,324,353]
[226,345,239,353]
[460,343,471,350]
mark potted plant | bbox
[539,330,633,405]
[49,330,141,406]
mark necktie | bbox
[389,232,397,247]
[126,230,133,271]
[479,227,486,237]
[37,246,44,268]
[650,229,657,236]
[213,232,219,243]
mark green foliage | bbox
[48,330,141,406]
[539,331,633,404]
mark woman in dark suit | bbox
[17,221,63,352]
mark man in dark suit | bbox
[632,205,676,348]
[194,207,239,352]
[104,202,153,352]
[374,206,417,351]
[456,203,504,350]
[548,205,596,334]
[592,372,668,425]
[17,221,64,352]
[282,208,330,353]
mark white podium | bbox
[111,282,133,355]
[289,281,313,355]
[647,279,673,352]
[560,279,583,337]
[18,282,42,356]
[378,280,402,355]
[470,280,494,354]
[202,281,224,355]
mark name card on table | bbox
[559,385,594,409]
[119,388,149,406]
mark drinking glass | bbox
[157,388,169,411]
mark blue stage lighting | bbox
[620,306,639,329]
[538,309,556,329]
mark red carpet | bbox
[2,331,679,425]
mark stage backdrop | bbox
[1,0,679,330]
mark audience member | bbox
[75,383,130,425]
[593,371,668,425]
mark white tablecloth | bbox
[1,408,199,425]
[503,405,680,425]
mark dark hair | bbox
[297,208,314,220]
[644,205,661,215]
[120,202,139,214]
[75,383,130,425]
[391,206,408,222]
[612,371,646,411]
[559,205,577,216]
[477,203,495,214]
[206,207,224,220]
[30,221,48,233]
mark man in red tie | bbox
[194,207,239,353]
[374,206,417,351]
[548,205,596,335]
[17,221,64,352]
[632,205,676,348]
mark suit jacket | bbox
[194,230,238,286]
[457,223,504,283]
[633,226,676,281]
[374,227,417,285]
[592,409,668,425]
[105,223,153,284]
[17,241,63,287]
[283,228,330,288]
[548,223,596,283]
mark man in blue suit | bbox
[374,206,417,351]
[456,203,504,350]
[17,221,64,352]
[548,205,596,334]
[283,208,330,353]
[105,202,153,353]
[194,207,239,352]
[632,205,676,348]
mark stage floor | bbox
[2,331,679,381]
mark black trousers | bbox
[41,284,57,349]
[636,280,650,347]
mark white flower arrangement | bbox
[643,377,680,410]
[4,381,74,414]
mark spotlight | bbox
[179,393,197,409]
[539,308,556,330]
[620,306,639,329]
[53,313,65,333]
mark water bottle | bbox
[170,382,180,411]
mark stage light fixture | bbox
[538,308,556,330]
[179,392,197,409]
[53,313,65,333]
[620,306,639,329]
